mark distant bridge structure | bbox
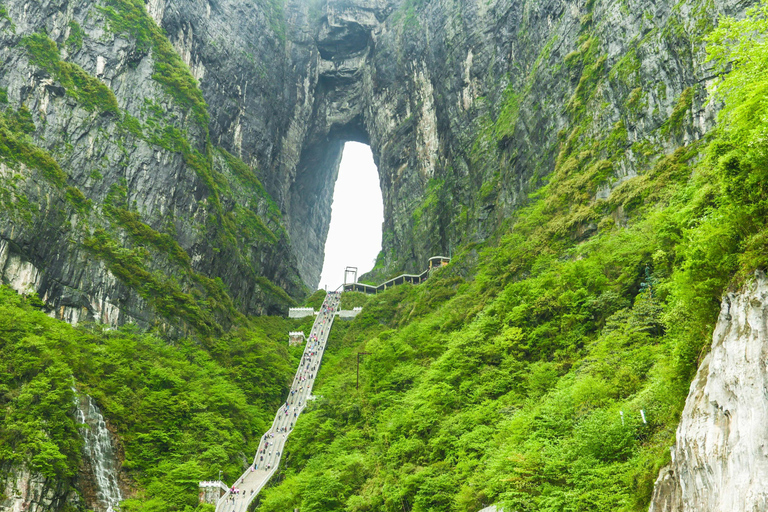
[343,256,450,294]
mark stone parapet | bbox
[199,481,228,505]
[288,331,306,346]
[288,308,315,318]
[337,307,363,320]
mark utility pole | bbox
[357,352,371,390]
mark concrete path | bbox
[215,291,341,512]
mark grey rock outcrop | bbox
[648,273,768,512]
[0,467,81,512]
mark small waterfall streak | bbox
[73,390,122,512]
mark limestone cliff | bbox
[0,0,306,335]
[648,273,768,512]
[0,467,81,512]
[0,0,752,318]
[151,0,751,287]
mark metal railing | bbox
[343,256,451,294]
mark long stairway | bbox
[215,291,341,512]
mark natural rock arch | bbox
[154,0,728,291]
[159,0,459,289]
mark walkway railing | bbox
[214,292,340,512]
[343,256,450,294]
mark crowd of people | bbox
[217,291,342,511]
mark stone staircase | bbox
[213,291,341,512]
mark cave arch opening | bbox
[318,142,383,291]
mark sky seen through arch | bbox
[318,142,384,291]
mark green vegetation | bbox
[662,86,695,136]
[255,276,297,306]
[9,0,767,511]
[704,0,768,281]
[411,179,443,226]
[0,4,15,32]
[235,206,279,244]
[0,285,304,510]
[260,0,287,43]
[2,12,311,510]
[118,99,296,318]
[303,289,328,309]
[83,229,222,336]
[340,291,370,310]
[218,148,279,218]
[249,4,768,512]
[0,105,67,186]
[86,181,272,335]
[565,37,606,118]
[494,87,519,141]
[99,0,209,127]
[65,20,84,52]
[104,183,190,267]
[22,33,118,115]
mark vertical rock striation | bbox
[0,0,756,311]
[152,0,752,285]
[0,468,81,512]
[0,0,306,334]
[649,273,768,512]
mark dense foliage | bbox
[0,286,313,510]
[6,0,768,511]
[249,4,768,511]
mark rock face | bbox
[152,0,751,286]
[0,0,754,320]
[0,0,306,335]
[648,273,768,512]
[0,467,81,512]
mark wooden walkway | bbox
[215,292,341,512]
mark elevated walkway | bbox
[343,256,450,294]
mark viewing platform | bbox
[338,307,363,320]
[288,307,315,318]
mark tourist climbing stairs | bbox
[215,292,341,512]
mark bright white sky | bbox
[318,142,384,291]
